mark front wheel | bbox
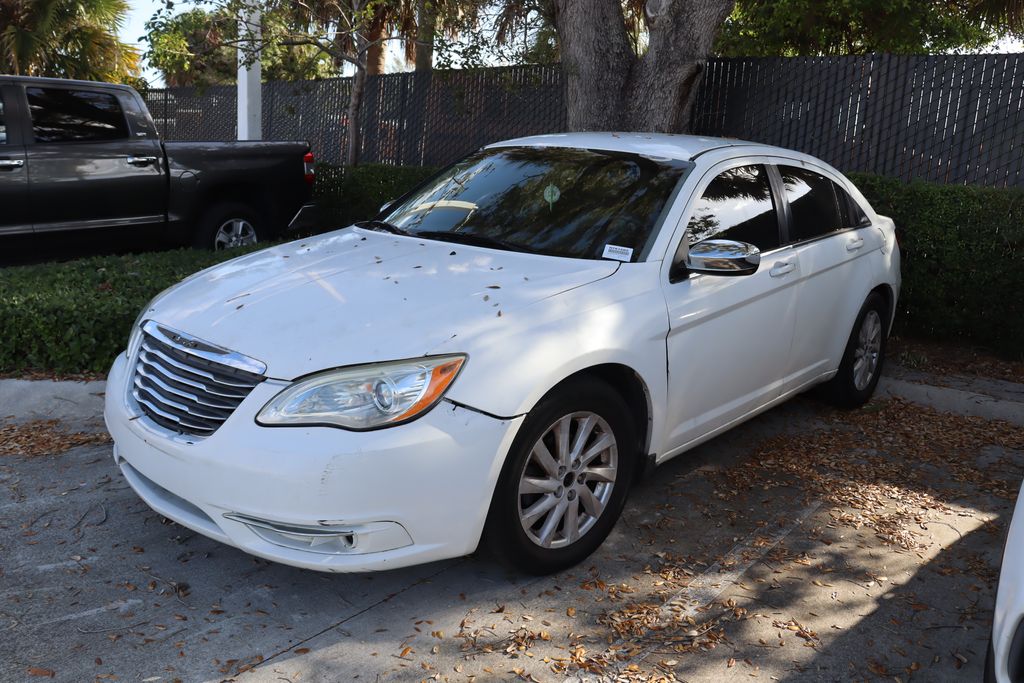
[193,202,264,250]
[819,292,888,408]
[484,377,636,575]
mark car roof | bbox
[486,132,796,163]
[0,75,134,92]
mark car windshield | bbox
[380,146,691,261]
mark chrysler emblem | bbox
[171,334,199,349]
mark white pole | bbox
[237,5,262,140]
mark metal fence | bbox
[143,53,1024,187]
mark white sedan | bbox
[104,133,901,574]
[988,481,1024,682]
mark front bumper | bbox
[104,352,523,572]
[992,481,1024,682]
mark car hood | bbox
[144,228,619,379]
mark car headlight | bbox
[256,355,466,430]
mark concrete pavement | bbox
[1,365,1021,682]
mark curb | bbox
[878,375,1024,427]
[0,378,107,427]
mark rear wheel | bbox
[484,377,636,575]
[193,202,263,250]
[819,292,888,408]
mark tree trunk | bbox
[365,9,389,75]
[554,0,735,133]
[346,63,367,166]
[552,0,634,130]
[414,0,437,72]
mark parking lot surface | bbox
[1,366,1022,682]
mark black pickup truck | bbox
[0,76,317,249]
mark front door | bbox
[0,85,30,235]
[660,162,799,457]
[23,85,165,233]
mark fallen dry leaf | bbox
[0,419,110,457]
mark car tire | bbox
[483,377,636,575]
[193,202,264,250]
[819,292,888,409]
[985,633,997,683]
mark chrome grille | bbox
[131,321,266,437]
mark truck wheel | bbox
[194,202,263,250]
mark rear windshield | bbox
[381,146,691,261]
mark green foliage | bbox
[716,0,1017,56]
[851,174,1024,357]
[0,0,140,83]
[145,6,337,87]
[0,248,260,375]
[4,168,1021,375]
[313,163,437,228]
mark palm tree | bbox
[0,0,139,83]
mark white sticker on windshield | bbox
[602,244,634,262]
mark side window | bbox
[685,165,780,251]
[26,87,129,143]
[778,165,842,242]
[835,185,870,227]
[0,95,6,144]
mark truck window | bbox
[27,87,129,143]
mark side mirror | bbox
[379,200,395,214]
[683,239,760,277]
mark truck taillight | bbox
[303,152,315,185]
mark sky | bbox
[122,0,168,85]
[121,0,1024,88]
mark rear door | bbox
[23,85,166,233]
[775,164,885,386]
[0,83,30,235]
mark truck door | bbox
[0,84,30,235]
[23,85,165,233]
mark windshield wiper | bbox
[355,219,410,236]
[415,230,533,253]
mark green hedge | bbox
[850,174,1024,357]
[2,168,1021,375]
[313,163,436,228]
[0,248,260,374]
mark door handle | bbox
[0,159,25,169]
[846,237,865,252]
[769,261,795,278]
[126,156,158,166]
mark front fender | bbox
[437,263,670,454]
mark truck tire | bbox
[193,202,264,250]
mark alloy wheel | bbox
[852,309,882,391]
[517,411,618,549]
[214,219,258,250]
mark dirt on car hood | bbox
[143,228,619,379]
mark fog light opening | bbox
[224,513,358,554]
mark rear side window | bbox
[686,164,780,251]
[27,88,129,143]
[778,166,843,242]
[836,186,870,227]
